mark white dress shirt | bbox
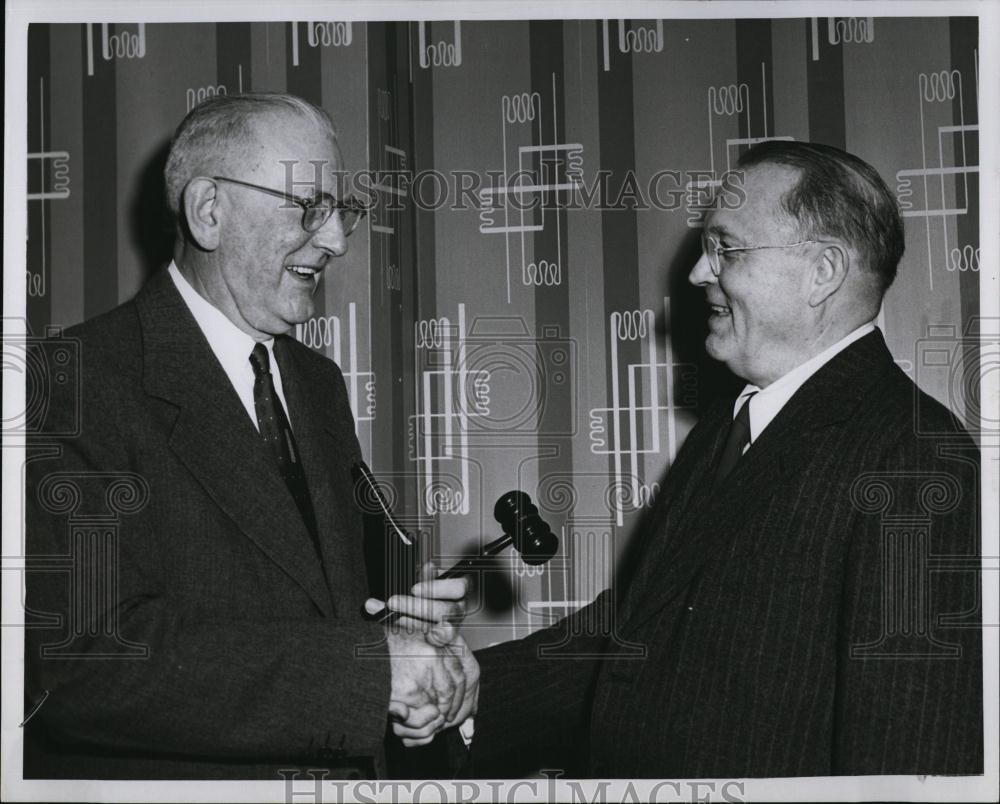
[733,322,876,449]
[168,261,292,431]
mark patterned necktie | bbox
[715,392,756,484]
[249,343,321,555]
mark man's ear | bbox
[808,243,849,307]
[181,177,221,251]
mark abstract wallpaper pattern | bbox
[25,18,980,648]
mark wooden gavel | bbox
[436,490,559,578]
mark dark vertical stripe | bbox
[27,24,52,331]
[596,21,642,530]
[366,23,410,499]
[365,22,389,475]
[82,23,118,320]
[949,16,979,432]
[410,23,436,526]
[735,20,775,144]
[216,22,252,93]
[805,18,846,148]
[387,24,409,488]
[529,20,573,604]
[286,22,325,321]
[411,23,436,317]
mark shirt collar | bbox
[167,260,275,379]
[733,321,877,442]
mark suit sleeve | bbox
[24,350,391,765]
[467,591,615,777]
[832,432,983,774]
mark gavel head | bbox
[493,491,559,565]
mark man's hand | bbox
[380,564,479,746]
[366,562,470,644]
[387,626,453,746]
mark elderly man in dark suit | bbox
[24,92,477,779]
[389,141,983,777]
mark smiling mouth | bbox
[708,302,731,318]
[285,265,324,280]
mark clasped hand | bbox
[372,564,479,746]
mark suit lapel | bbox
[621,331,897,636]
[135,271,334,616]
[273,337,368,615]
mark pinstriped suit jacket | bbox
[471,330,983,778]
[24,270,390,779]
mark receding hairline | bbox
[164,93,341,219]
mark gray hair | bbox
[737,140,904,293]
[163,92,338,219]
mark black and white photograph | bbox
[3,0,997,801]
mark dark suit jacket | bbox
[24,270,391,779]
[470,330,983,778]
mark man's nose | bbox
[688,251,717,287]
[311,212,349,257]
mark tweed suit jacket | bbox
[24,270,391,779]
[470,330,983,778]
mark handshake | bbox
[369,563,480,747]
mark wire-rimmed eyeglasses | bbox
[701,232,827,276]
[213,176,371,236]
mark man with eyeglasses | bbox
[388,140,982,778]
[24,92,477,779]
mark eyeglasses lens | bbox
[303,205,362,235]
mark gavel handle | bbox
[437,534,512,579]
[376,533,513,625]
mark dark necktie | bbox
[249,343,321,554]
[715,392,756,484]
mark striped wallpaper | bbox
[25,18,980,648]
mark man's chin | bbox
[257,308,314,338]
[704,332,731,363]
[282,300,317,328]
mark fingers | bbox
[388,699,408,721]
[387,625,478,747]
[364,597,387,616]
[440,651,465,723]
[427,620,457,647]
[392,703,446,746]
[393,700,442,730]
[386,591,466,625]
[410,574,469,602]
[444,639,481,728]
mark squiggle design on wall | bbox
[291,21,353,66]
[895,59,980,288]
[185,67,245,113]
[589,299,697,527]
[477,75,583,301]
[294,303,375,425]
[417,21,462,69]
[27,77,70,299]
[86,23,146,76]
[411,304,576,516]
[601,19,664,71]
[810,17,875,60]
[411,306,474,516]
[686,65,794,228]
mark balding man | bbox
[391,141,983,778]
[24,93,477,779]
